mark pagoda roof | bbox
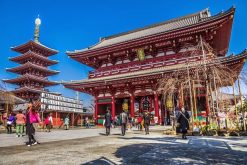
[6,62,59,76]
[11,86,45,94]
[11,40,58,56]
[3,74,58,86]
[67,7,234,55]
[63,49,247,87]
[9,50,58,66]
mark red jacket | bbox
[137,116,142,123]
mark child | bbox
[45,113,53,132]
[15,110,26,137]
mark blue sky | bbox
[0,0,247,106]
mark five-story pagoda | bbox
[3,16,59,100]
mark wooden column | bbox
[94,97,98,124]
[209,81,215,117]
[192,81,198,120]
[130,94,135,117]
[213,70,220,129]
[180,85,184,108]
[186,62,194,131]
[154,92,160,124]
[162,96,165,125]
[111,96,116,118]
[205,81,210,125]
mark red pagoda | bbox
[64,7,247,125]
[4,16,59,100]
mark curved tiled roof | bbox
[11,86,44,94]
[9,50,58,66]
[11,40,58,56]
[68,7,234,54]
[3,74,58,86]
[91,9,210,49]
[0,90,26,104]
[6,62,59,75]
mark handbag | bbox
[30,112,41,123]
[7,121,12,125]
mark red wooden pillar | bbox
[111,97,115,118]
[94,97,98,124]
[154,93,160,124]
[130,94,135,117]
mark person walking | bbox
[15,110,26,137]
[45,113,53,132]
[177,107,190,139]
[137,115,143,131]
[6,113,15,134]
[120,110,128,136]
[85,117,90,128]
[64,116,70,130]
[104,110,112,136]
[143,111,151,135]
[26,103,41,146]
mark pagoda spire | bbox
[34,15,41,43]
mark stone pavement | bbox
[0,126,247,165]
[0,126,166,147]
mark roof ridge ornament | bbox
[34,15,41,43]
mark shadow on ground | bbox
[83,136,247,165]
[82,156,117,165]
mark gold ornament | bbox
[122,99,129,112]
[137,48,145,61]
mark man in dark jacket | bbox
[104,110,112,136]
[120,110,128,136]
[177,107,190,139]
[143,112,151,135]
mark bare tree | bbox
[158,38,245,132]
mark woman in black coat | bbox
[143,112,151,135]
[177,107,190,139]
[26,103,41,146]
[104,110,112,136]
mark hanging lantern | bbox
[122,99,129,112]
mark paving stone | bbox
[0,127,247,165]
